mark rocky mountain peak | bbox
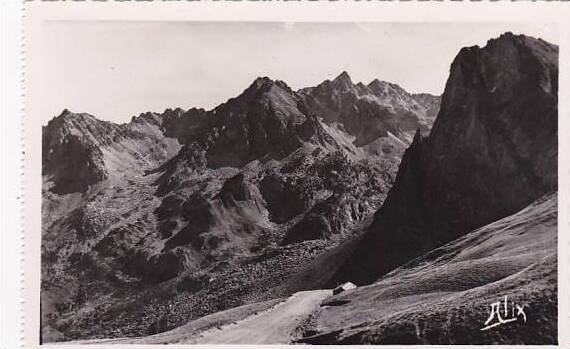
[42,110,111,194]
[447,33,558,101]
[45,109,128,148]
[485,31,533,48]
[48,109,99,129]
[367,79,409,98]
[43,107,186,194]
[251,76,274,89]
[334,70,352,81]
[59,108,72,117]
[331,33,558,285]
[366,78,384,89]
[299,72,441,146]
[332,71,353,90]
[172,75,332,169]
[229,76,297,107]
[244,76,294,95]
[129,111,166,128]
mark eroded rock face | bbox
[333,33,559,285]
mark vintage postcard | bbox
[22,1,570,347]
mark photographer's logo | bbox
[481,296,527,331]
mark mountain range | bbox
[41,32,557,345]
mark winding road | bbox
[193,289,331,344]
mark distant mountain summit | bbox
[43,110,108,193]
[331,32,559,285]
[186,77,337,168]
[42,109,182,194]
[300,71,441,146]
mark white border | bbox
[22,2,570,348]
[1,1,23,349]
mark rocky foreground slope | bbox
[41,72,439,341]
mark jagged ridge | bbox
[41,71,436,342]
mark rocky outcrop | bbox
[282,193,369,245]
[218,173,265,209]
[332,33,558,285]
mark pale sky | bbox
[43,21,558,124]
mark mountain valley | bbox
[41,32,558,345]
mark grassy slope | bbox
[301,192,557,344]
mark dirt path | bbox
[193,290,331,344]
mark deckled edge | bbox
[0,1,25,349]
[19,1,26,348]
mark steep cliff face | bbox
[332,33,558,285]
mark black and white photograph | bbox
[21,7,565,346]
